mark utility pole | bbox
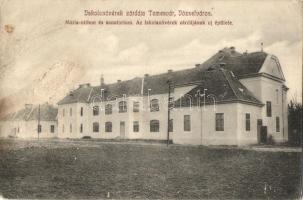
[167,80,172,146]
[38,104,41,140]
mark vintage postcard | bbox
[0,0,302,199]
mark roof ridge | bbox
[91,76,142,89]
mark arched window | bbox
[105,104,112,115]
[119,101,127,113]
[150,99,159,112]
[105,122,112,132]
[150,120,160,132]
[93,106,99,116]
[93,122,99,132]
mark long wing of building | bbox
[11,46,287,146]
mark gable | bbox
[259,55,285,81]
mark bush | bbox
[288,100,302,146]
[82,136,92,139]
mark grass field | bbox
[0,139,301,199]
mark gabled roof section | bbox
[258,54,285,81]
[197,47,268,77]
[174,69,263,108]
[1,104,58,121]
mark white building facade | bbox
[57,47,288,146]
[0,104,58,139]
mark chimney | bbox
[230,46,235,53]
[100,74,105,86]
[117,80,121,83]
[144,74,149,77]
[243,50,248,55]
[261,42,263,52]
[219,62,226,67]
[79,83,90,88]
[25,104,33,109]
[195,64,200,68]
[168,69,173,73]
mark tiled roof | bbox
[57,77,143,105]
[1,104,58,121]
[174,69,263,107]
[143,68,203,95]
[197,47,267,77]
[57,47,267,105]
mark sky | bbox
[0,0,302,111]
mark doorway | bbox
[120,121,125,139]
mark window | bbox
[70,108,72,116]
[133,121,139,132]
[70,124,72,133]
[245,113,250,131]
[80,124,83,133]
[38,124,42,133]
[184,115,191,131]
[266,101,272,117]
[50,125,55,133]
[80,107,83,116]
[105,104,112,115]
[276,117,280,132]
[215,113,224,131]
[63,108,65,117]
[93,122,99,132]
[133,101,140,112]
[119,101,127,113]
[150,99,159,112]
[93,106,99,116]
[169,119,173,132]
[105,122,112,132]
[150,120,159,132]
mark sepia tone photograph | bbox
[0,0,302,199]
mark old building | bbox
[0,103,58,138]
[57,47,288,146]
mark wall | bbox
[0,120,57,138]
[236,104,262,145]
[240,76,288,143]
[57,93,173,140]
[58,103,79,138]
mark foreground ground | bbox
[0,139,301,199]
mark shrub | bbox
[288,99,302,146]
